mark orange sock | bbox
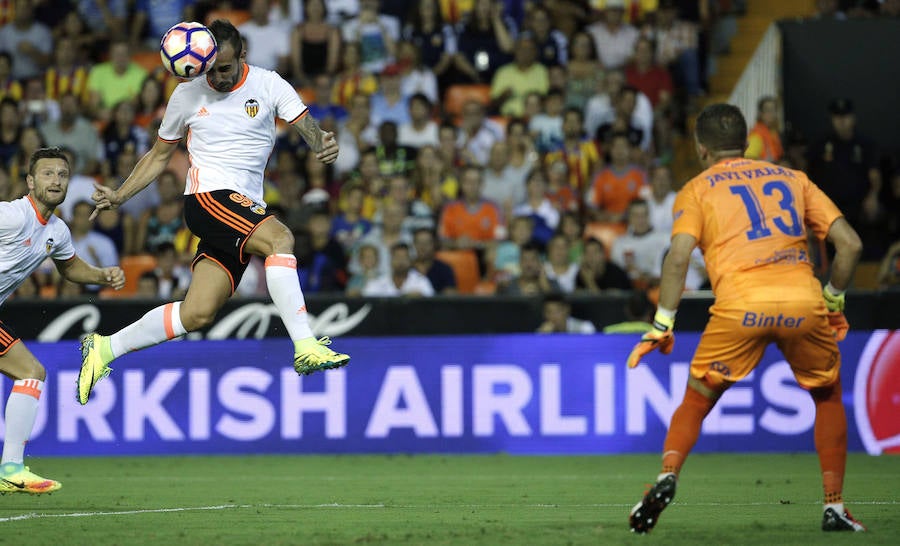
[661,382,718,476]
[811,382,847,505]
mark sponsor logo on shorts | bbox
[710,361,731,377]
[741,312,805,328]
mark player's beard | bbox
[38,186,66,208]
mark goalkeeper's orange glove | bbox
[823,284,849,342]
[627,310,675,369]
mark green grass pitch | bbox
[1,453,897,545]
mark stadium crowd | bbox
[1,0,899,313]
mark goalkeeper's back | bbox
[671,157,843,304]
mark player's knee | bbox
[22,360,46,382]
[271,224,294,254]
[180,305,217,331]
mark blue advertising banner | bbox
[2,331,897,457]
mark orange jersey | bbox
[672,158,842,302]
[587,165,647,214]
[439,199,503,242]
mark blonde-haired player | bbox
[80,20,348,406]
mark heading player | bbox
[0,148,125,493]
[626,104,865,533]
[79,20,348,406]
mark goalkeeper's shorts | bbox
[691,299,840,390]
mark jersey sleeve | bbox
[801,174,843,240]
[272,72,308,125]
[157,85,189,142]
[671,182,703,240]
[51,222,76,261]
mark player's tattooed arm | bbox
[295,114,339,165]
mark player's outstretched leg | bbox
[629,473,676,533]
[264,254,350,375]
[78,302,188,405]
[812,382,865,532]
[0,462,61,495]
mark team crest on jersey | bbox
[244,99,260,118]
[45,238,54,254]
[250,205,266,215]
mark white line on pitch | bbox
[1,500,897,523]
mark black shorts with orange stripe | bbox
[0,319,21,356]
[183,190,274,294]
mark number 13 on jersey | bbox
[730,181,803,241]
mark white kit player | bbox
[0,148,125,493]
[79,20,348,405]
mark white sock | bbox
[1,379,43,465]
[109,301,187,359]
[265,254,314,341]
[825,502,845,514]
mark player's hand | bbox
[822,285,845,312]
[827,311,849,342]
[627,311,675,369]
[90,184,121,221]
[316,131,339,164]
[102,266,125,290]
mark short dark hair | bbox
[543,291,569,307]
[391,242,411,254]
[208,19,242,59]
[28,147,69,176]
[695,103,747,152]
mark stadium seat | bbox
[100,254,158,298]
[473,279,496,296]
[583,221,626,254]
[204,9,251,27]
[444,84,491,118]
[436,249,480,294]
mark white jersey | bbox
[158,64,308,204]
[0,196,76,305]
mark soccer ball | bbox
[160,22,218,79]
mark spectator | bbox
[349,148,387,219]
[412,227,457,294]
[396,41,439,104]
[574,237,632,292]
[529,89,565,154]
[0,0,52,80]
[77,0,129,45]
[492,214,535,281]
[0,51,23,101]
[402,0,456,87]
[135,271,160,299]
[331,183,373,253]
[54,147,97,222]
[482,140,527,215]
[543,0,592,37]
[0,97,21,167]
[298,210,348,292]
[489,33,549,117]
[101,100,148,175]
[537,292,596,334]
[513,168,559,244]
[602,289,655,333]
[452,0,516,83]
[587,0,639,70]
[610,199,669,286]
[377,174,434,234]
[374,121,416,177]
[877,240,900,289]
[497,242,560,295]
[456,99,502,166]
[352,202,413,276]
[131,0,196,48]
[43,36,88,102]
[652,0,702,99]
[806,98,882,251]
[107,147,159,252]
[346,243,381,297]
[544,234,579,293]
[641,163,676,234]
[745,95,784,162]
[68,200,119,292]
[331,42,378,108]
[151,242,191,300]
[305,74,347,132]
[399,92,439,148]
[565,31,603,110]
[85,39,147,120]
[133,76,167,130]
[7,125,45,186]
[415,144,458,211]
[240,0,292,73]
[558,210,585,263]
[19,76,58,128]
[335,92,378,176]
[363,242,435,296]
[625,37,674,110]
[370,64,411,127]
[587,132,647,222]
[437,121,462,169]
[342,0,401,74]
[595,85,653,153]
[136,170,185,253]
[526,4,568,67]
[543,107,602,198]
[439,165,505,250]
[290,0,341,84]
[52,10,93,66]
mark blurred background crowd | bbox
[2,0,899,326]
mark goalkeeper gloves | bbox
[823,283,849,342]
[627,309,675,369]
